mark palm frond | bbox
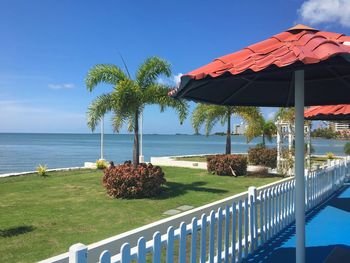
[143,83,188,124]
[233,106,261,122]
[111,110,134,133]
[232,106,262,142]
[263,120,277,142]
[192,104,225,136]
[111,113,125,133]
[87,94,114,131]
[275,107,295,122]
[245,121,262,142]
[204,106,225,135]
[86,64,127,91]
[191,104,208,134]
[136,57,171,88]
[112,79,143,116]
[127,113,136,132]
[220,108,231,126]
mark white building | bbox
[334,122,350,132]
[234,122,246,135]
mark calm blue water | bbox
[0,133,348,174]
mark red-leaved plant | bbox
[102,161,166,198]
[207,154,247,176]
[248,147,277,168]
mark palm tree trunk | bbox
[262,134,266,147]
[133,110,140,167]
[226,113,231,154]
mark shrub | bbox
[96,159,108,169]
[326,152,335,160]
[102,161,166,198]
[277,148,294,175]
[36,164,48,177]
[207,154,247,176]
[248,147,277,168]
[344,143,350,155]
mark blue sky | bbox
[1,0,349,134]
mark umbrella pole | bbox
[295,70,305,263]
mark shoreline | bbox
[1,153,344,178]
[0,166,87,179]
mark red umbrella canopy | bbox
[170,24,350,263]
[304,104,350,120]
[171,24,350,107]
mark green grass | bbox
[310,156,342,167]
[174,156,208,162]
[311,156,327,162]
[0,167,281,262]
[311,156,328,165]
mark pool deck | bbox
[247,185,350,263]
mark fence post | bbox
[69,243,87,263]
[248,186,257,252]
[304,169,309,209]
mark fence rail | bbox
[41,158,350,263]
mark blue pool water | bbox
[0,133,348,174]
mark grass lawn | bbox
[0,167,281,262]
[174,156,208,162]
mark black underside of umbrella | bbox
[173,56,350,107]
[305,114,350,121]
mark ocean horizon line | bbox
[0,132,245,136]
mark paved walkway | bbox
[247,186,350,263]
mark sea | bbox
[0,133,348,174]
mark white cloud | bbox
[173,73,183,87]
[48,83,75,90]
[298,0,350,28]
[157,73,183,87]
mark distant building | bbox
[234,122,246,135]
[334,122,350,132]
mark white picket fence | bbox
[48,158,350,263]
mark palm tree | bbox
[86,57,188,166]
[260,118,277,146]
[191,104,261,154]
[275,107,295,122]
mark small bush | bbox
[96,159,108,169]
[326,152,335,160]
[248,147,277,168]
[207,154,247,176]
[277,148,294,175]
[102,161,166,198]
[36,164,47,177]
[344,143,350,155]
